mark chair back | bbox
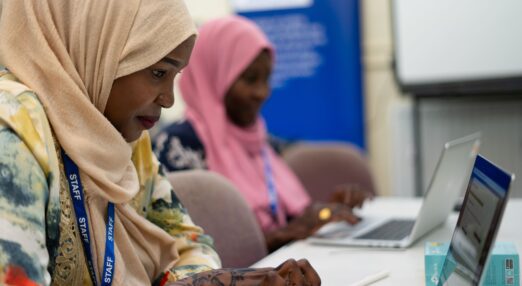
[282,143,376,202]
[167,170,268,268]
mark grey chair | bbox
[282,142,377,202]
[167,170,267,268]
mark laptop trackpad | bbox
[313,216,385,239]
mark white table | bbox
[252,197,522,285]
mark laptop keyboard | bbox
[355,219,415,241]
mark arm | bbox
[145,135,322,285]
[0,127,51,285]
[165,259,321,286]
[146,165,221,284]
[264,202,363,252]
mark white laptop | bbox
[308,133,481,248]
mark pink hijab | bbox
[180,15,310,232]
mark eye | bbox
[151,69,167,79]
[243,74,257,84]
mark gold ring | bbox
[318,207,332,221]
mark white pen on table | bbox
[349,270,390,286]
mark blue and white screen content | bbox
[438,165,508,286]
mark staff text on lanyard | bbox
[61,149,115,286]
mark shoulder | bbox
[154,119,205,155]
[267,133,297,155]
[0,70,56,177]
[156,119,204,150]
[0,69,46,132]
[153,120,207,171]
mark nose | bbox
[253,81,270,102]
[156,84,175,108]
[159,92,174,108]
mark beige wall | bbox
[361,0,411,195]
[162,0,233,124]
[171,0,406,196]
[185,0,232,24]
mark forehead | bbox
[162,36,196,66]
[245,50,272,70]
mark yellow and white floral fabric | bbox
[0,69,220,286]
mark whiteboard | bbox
[393,0,522,91]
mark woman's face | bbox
[225,50,272,128]
[105,36,195,142]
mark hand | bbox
[265,186,372,251]
[330,184,373,209]
[271,258,321,286]
[250,259,321,286]
[166,259,321,286]
[286,202,361,240]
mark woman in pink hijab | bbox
[155,15,370,252]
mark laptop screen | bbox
[437,155,513,285]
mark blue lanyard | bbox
[262,147,279,222]
[61,149,115,286]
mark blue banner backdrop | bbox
[235,0,365,148]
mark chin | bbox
[236,115,257,128]
[244,117,258,127]
[123,130,142,142]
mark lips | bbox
[137,115,159,129]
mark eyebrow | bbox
[161,57,183,68]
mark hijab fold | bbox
[0,0,196,283]
[180,16,310,232]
